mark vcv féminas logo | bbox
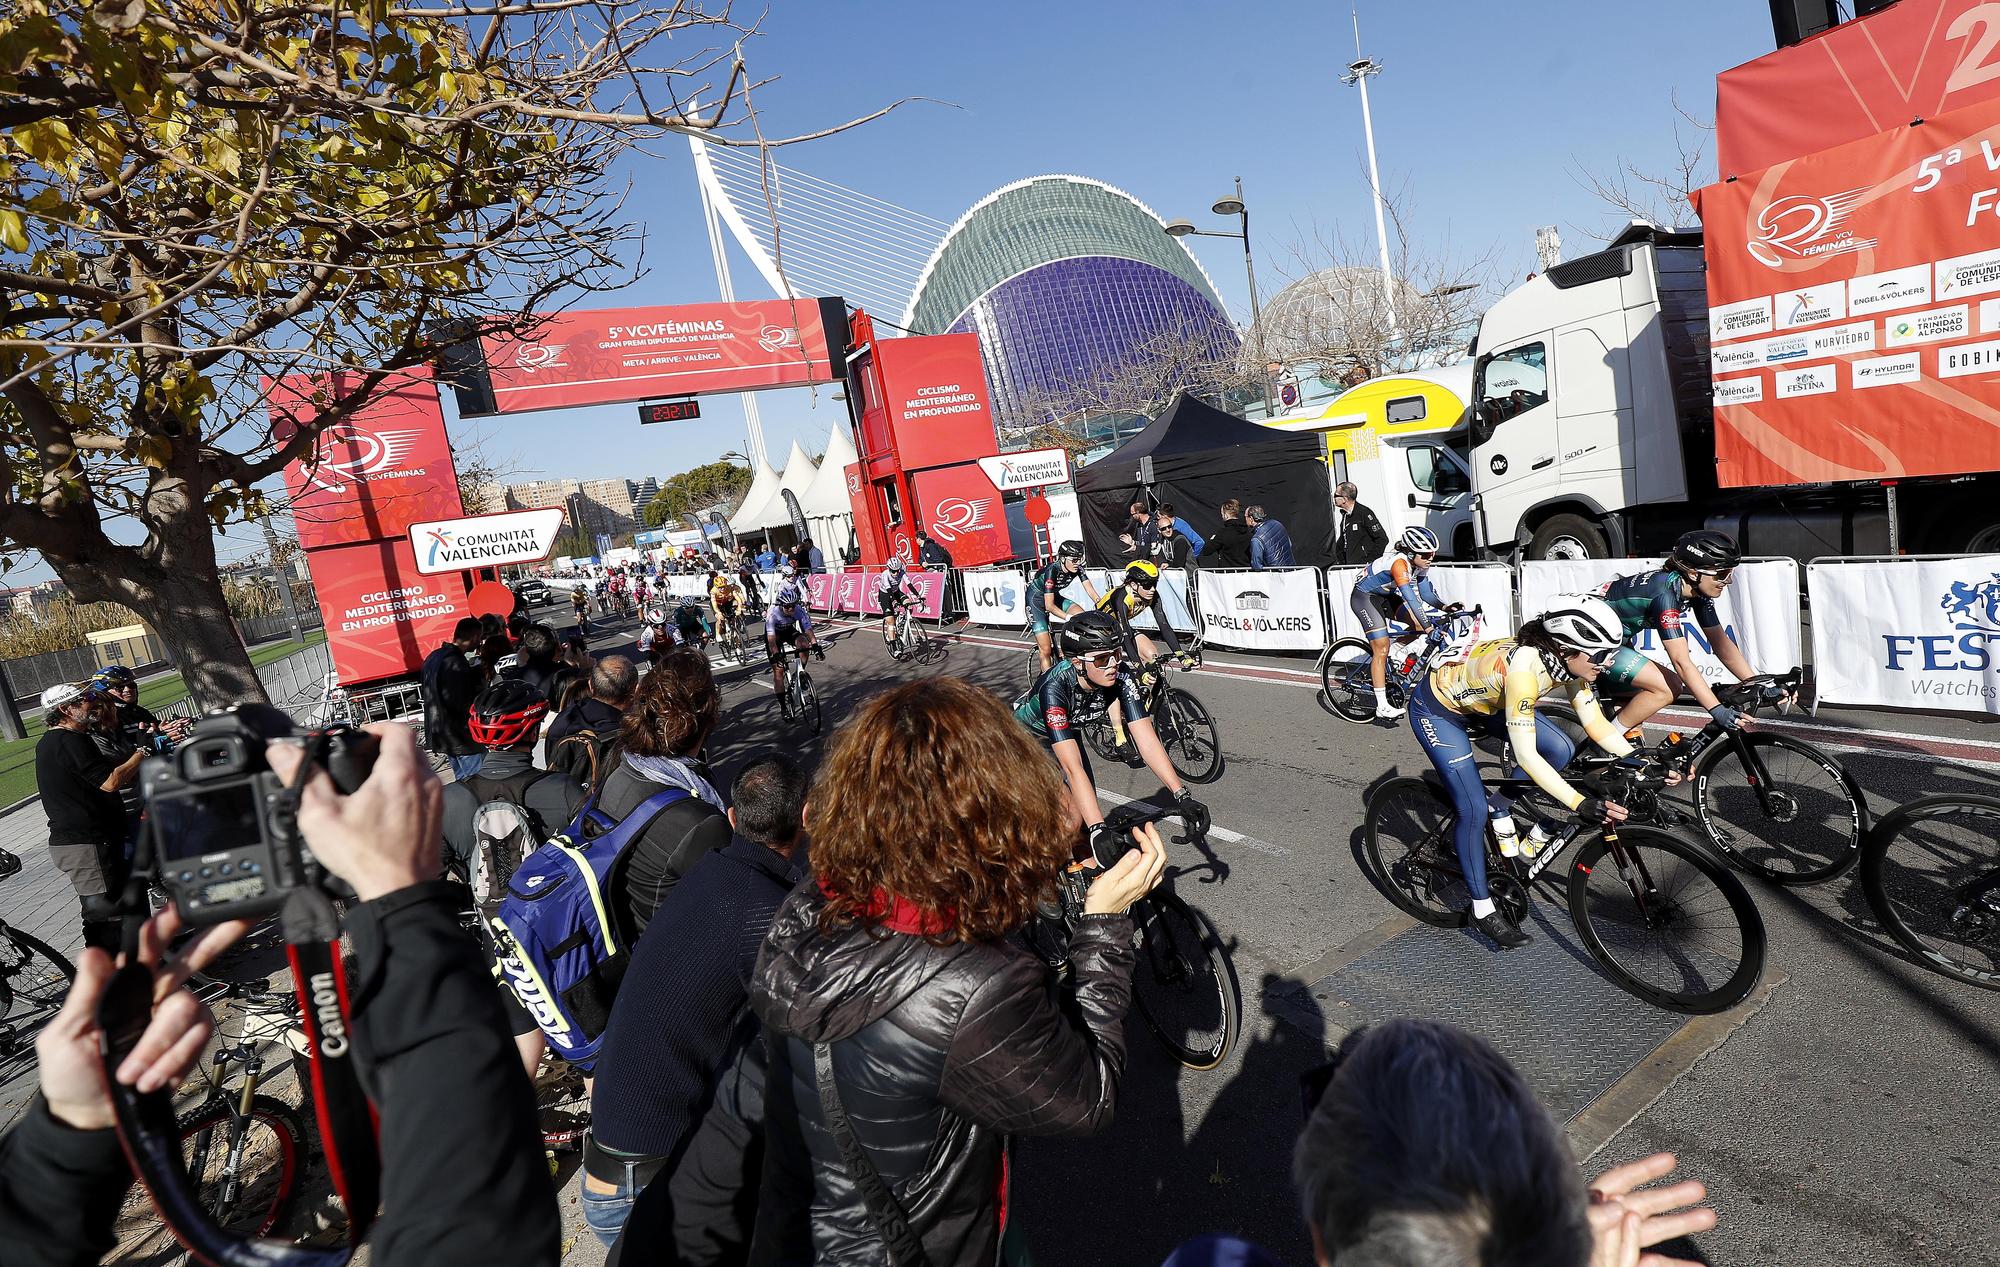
[511,343,567,374]
[757,325,802,353]
[1746,187,1876,269]
[307,425,429,494]
[927,497,992,543]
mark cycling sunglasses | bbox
[1082,651,1120,669]
[1692,568,1736,582]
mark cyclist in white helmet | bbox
[1351,525,1447,721]
[764,577,821,697]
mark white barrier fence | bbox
[1808,554,2000,715]
[1517,558,1802,680]
[1195,568,1327,651]
[1326,563,1518,644]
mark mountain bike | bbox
[1362,754,1766,1014]
[0,851,76,1082]
[1080,646,1222,784]
[1860,793,2000,991]
[1321,605,1483,723]
[776,642,823,734]
[111,981,311,1260]
[1022,817,1240,1069]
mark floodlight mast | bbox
[1340,10,1398,332]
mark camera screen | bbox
[151,783,264,862]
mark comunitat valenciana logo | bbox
[1883,575,2000,675]
[1746,188,1877,268]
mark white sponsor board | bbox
[1936,245,2000,301]
[1775,281,1846,329]
[1806,319,1875,357]
[1713,376,1763,405]
[407,507,566,576]
[1084,568,1197,634]
[1852,353,1921,388]
[1938,337,2000,379]
[1709,296,1773,341]
[1775,365,1838,398]
[1759,332,1813,365]
[1981,296,2000,333]
[1882,304,1969,347]
[1711,341,1763,373]
[1808,555,2000,715]
[1518,558,1801,680]
[975,448,1070,491]
[1196,568,1326,651]
[962,565,1030,625]
[1846,263,1931,315]
[1325,564,1517,643]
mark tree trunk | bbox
[52,545,271,711]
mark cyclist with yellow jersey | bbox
[1410,596,1634,948]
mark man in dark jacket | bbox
[1246,504,1296,569]
[1203,498,1253,568]
[421,617,487,779]
[1154,516,1196,569]
[546,655,637,790]
[916,530,953,570]
[592,756,810,1255]
[1128,500,1159,557]
[35,682,141,950]
[1333,481,1390,565]
[502,622,574,706]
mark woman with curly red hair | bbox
[750,676,1166,1265]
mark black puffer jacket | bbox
[749,886,1136,1266]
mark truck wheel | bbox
[1528,514,1608,560]
[1963,522,2000,554]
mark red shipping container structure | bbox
[307,538,472,686]
[842,311,1012,566]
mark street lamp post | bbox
[1340,12,1398,331]
[1165,176,1271,414]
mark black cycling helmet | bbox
[467,677,549,748]
[1057,540,1086,562]
[1059,610,1124,657]
[1671,528,1741,573]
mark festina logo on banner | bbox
[408,508,566,575]
[976,448,1071,491]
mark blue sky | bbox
[17,1,1777,583]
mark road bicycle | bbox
[1321,605,1483,723]
[1539,668,1868,887]
[111,981,311,1260]
[776,641,823,734]
[1080,645,1223,784]
[0,850,77,1083]
[1860,793,2000,991]
[1362,755,1767,1014]
[712,605,746,664]
[883,598,945,664]
[1022,815,1240,1069]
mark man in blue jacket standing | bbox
[1247,504,1295,569]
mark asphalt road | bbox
[541,600,2000,1267]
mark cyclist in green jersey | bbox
[1029,540,1101,676]
[1595,530,1762,735]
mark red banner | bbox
[871,334,998,472]
[1693,94,2000,487]
[911,463,1011,567]
[1717,0,2000,174]
[271,368,462,551]
[309,538,471,686]
[832,572,864,614]
[806,572,836,612]
[464,299,844,416]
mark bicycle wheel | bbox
[1159,688,1222,784]
[0,924,75,1012]
[1361,777,1471,927]
[1130,892,1238,1070]
[1861,795,2000,991]
[1320,638,1380,723]
[115,1095,306,1256]
[798,673,823,734]
[536,1062,593,1154]
[1692,733,1866,885]
[1081,715,1123,763]
[1567,825,1766,1014]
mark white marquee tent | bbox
[727,458,783,536]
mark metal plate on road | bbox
[1267,919,1688,1124]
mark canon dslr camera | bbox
[140,704,378,926]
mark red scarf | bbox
[822,881,956,936]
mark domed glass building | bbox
[905,175,1239,442]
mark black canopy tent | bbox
[1072,392,1336,567]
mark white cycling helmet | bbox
[1538,595,1624,654]
[1398,526,1440,554]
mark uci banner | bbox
[1195,568,1326,652]
[963,566,1030,626]
[1518,558,1802,680]
[1808,555,2000,714]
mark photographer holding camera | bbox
[0,721,560,1266]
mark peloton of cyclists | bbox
[764,577,823,706]
[1350,526,1448,723]
[1596,529,1765,737]
[1014,610,1208,860]
[1407,595,1635,949]
[1030,540,1102,675]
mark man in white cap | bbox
[34,682,142,948]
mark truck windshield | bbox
[1474,341,1548,432]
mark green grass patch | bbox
[0,631,327,809]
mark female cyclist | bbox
[1408,595,1633,949]
[1029,540,1101,675]
[1096,560,1184,668]
[1351,526,1446,721]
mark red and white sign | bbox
[806,573,837,612]
[1692,93,2000,487]
[408,507,566,576]
[270,368,462,551]
[858,571,946,620]
[311,538,471,686]
[871,334,997,472]
[976,448,1071,491]
[912,464,1011,567]
[832,572,864,613]
[464,299,844,416]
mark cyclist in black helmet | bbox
[1029,540,1101,675]
[1595,529,1765,735]
[1096,560,1187,668]
[1013,611,1207,859]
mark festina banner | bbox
[962,565,1030,626]
[1195,568,1326,651]
[1808,555,2000,714]
[407,508,566,576]
[1517,558,1801,680]
[271,367,462,551]
[1692,94,2000,488]
[450,298,846,417]
[309,538,471,686]
[976,448,1071,491]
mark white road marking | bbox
[1096,788,1292,858]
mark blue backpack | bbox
[488,787,688,1065]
